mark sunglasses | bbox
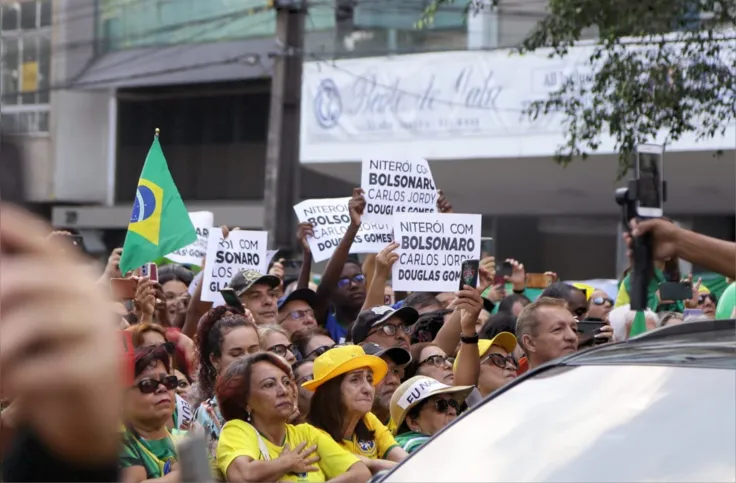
[305,344,335,360]
[698,294,716,304]
[369,323,411,337]
[430,398,459,414]
[268,344,300,359]
[337,274,366,289]
[135,375,179,394]
[280,309,315,323]
[481,353,519,370]
[592,296,614,306]
[419,354,455,368]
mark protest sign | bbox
[360,157,438,223]
[201,228,268,302]
[392,213,481,292]
[294,197,393,262]
[188,271,225,306]
[165,211,214,266]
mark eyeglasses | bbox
[481,353,519,370]
[296,373,314,385]
[268,344,300,359]
[305,344,335,360]
[135,376,179,394]
[698,294,716,304]
[368,323,411,337]
[592,296,614,306]
[431,398,459,414]
[419,354,455,368]
[280,309,315,323]
[337,274,366,289]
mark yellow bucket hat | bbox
[302,344,388,392]
[390,376,474,430]
[453,332,517,372]
[572,283,595,300]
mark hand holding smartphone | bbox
[220,288,245,312]
[111,278,137,300]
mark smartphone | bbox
[480,237,494,258]
[658,281,692,301]
[140,262,159,282]
[110,278,137,300]
[526,273,551,289]
[50,233,87,253]
[220,288,245,312]
[459,259,479,290]
[635,144,664,218]
[577,320,606,337]
[281,259,303,269]
[493,274,506,286]
[177,436,211,483]
[497,261,512,278]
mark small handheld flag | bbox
[119,129,197,275]
[629,311,648,338]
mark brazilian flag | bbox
[119,134,196,275]
[629,311,648,338]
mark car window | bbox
[386,365,736,482]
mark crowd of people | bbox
[1,186,734,483]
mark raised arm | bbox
[362,242,399,311]
[296,222,314,290]
[313,189,365,322]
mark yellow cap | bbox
[453,332,517,372]
[573,283,595,300]
[302,345,387,392]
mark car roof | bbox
[557,318,735,369]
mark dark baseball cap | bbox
[278,288,318,311]
[361,342,412,366]
[228,269,281,297]
[351,305,419,344]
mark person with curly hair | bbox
[189,306,260,466]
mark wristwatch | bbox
[461,333,479,344]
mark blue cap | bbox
[278,288,318,311]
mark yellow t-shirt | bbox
[336,412,400,460]
[217,420,359,482]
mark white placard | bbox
[392,213,482,293]
[360,157,438,223]
[201,228,269,302]
[188,271,225,307]
[293,197,393,263]
[165,211,214,266]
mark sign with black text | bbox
[360,157,437,223]
[392,213,481,292]
[294,197,393,262]
[201,228,268,302]
[165,211,213,266]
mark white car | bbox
[378,319,736,483]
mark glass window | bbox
[20,0,36,29]
[20,36,38,104]
[37,35,49,103]
[1,37,20,105]
[1,3,20,32]
[388,364,736,482]
[39,0,51,27]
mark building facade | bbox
[1,0,733,277]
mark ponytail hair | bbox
[195,306,258,401]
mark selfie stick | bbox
[615,180,667,312]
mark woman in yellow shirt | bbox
[216,352,371,483]
[304,345,408,474]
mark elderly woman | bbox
[454,332,519,398]
[305,345,408,474]
[391,376,473,454]
[190,306,261,463]
[121,345,184,483]
[216,353,371,482]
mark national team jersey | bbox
[335,412,399,460]
[217,420,359,482]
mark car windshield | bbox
[386,365,736,482]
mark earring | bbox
[245,408,252,422]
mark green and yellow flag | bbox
[119,133,196,275]
[629,311,648,338]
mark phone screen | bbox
[459,259,479,290]
[637,151,662,209]
[220,288,244,311]
[480,237,494,258]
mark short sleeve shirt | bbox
[217,420,359,482]
[119,430,178,479]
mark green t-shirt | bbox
[716,282,735,320]
[120,430,178,479]
[394,431,430,454]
